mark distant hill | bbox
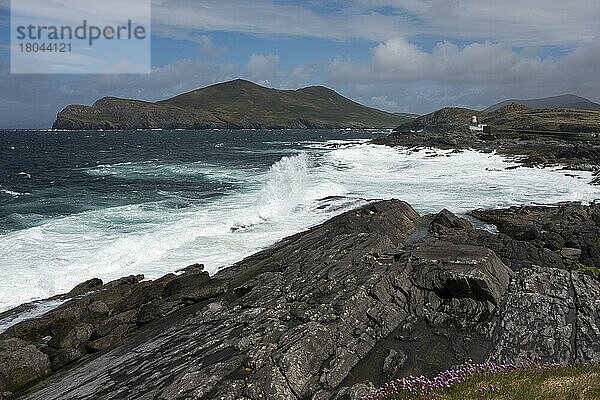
[395,104,600,133]
[484,94,600,112]
[52,79,412,130]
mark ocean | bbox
[1,129,599,312]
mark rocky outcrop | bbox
[471,202,600,269]
[0,200,598,399]
[489,266,600,364]
[376,106,600,176]
[0,267,229,395]
[410,243,511,305]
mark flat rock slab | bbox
[3,200,599,400]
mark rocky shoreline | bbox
[373,107,600,183]
[1,199,599,399]
[374,129,600,181]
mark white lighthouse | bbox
[469,115,490,133]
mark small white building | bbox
[469,115,490,133]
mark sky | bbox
[0,0,599,128]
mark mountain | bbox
[52,79,412,130]
[484,94,600,112]
[395,104,600,133]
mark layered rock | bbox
[0,200,598,399]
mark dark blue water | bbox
[0,129,379,233]
[1,128,597,312]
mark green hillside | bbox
[53,79,412,130]
[396,104,600,133]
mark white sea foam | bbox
[85,160,250,184]
[0,187,30,197]
[0,142,599,311]
[0,299,68,334]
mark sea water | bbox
[1,129,598,311]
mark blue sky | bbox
[0,0,599,128]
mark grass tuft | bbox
[362,361,600,400]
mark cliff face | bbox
[1,199,599,399]
[52,80,412,130]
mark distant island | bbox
[52,79,413,130]
[484,94,600,112]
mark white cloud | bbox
[242,54,318,89]
[245,54,280,82]
[148,0,600,47]
[371,37,429,80]
[150,0,410,43]
[370,95,398,110]
[325,37,600,114]
[328,37,550,85]
[289,65,316,86]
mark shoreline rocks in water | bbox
[0,200,599,399]
[373,106,600,179]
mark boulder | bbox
[0,338,51,393]
[68,278,103,296]
[429,209,473,234]
[86,301,109,319]
[161,272,228,303]
[411,243,512,305]
[560,247,582,262]
[94,310,137,338]
[48,323,93,350]
[162,271,211,298]
[86,334,124,353]
[50,348,83,371]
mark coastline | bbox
[3,1,600,398]
[1,198,599,399]
[373,129,600,183]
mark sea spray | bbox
[1,132,598,312]
[233,153,311,228]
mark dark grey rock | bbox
[333,382,375,400]
[162,271,211,298]
[383,349,408,380]
[0,338,50,393]
[488,266,600,365]
[48,323,93,350]
[0,200,597,400]
[429,209,473,234]
[86,301,109,319]
[411,243,512,305]
[68,279,103,296]
[50,348,82,371]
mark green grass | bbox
[397,105,600,133]
[575,264,600,279]
[383,366,600,400]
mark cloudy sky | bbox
[1,0,599,128]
